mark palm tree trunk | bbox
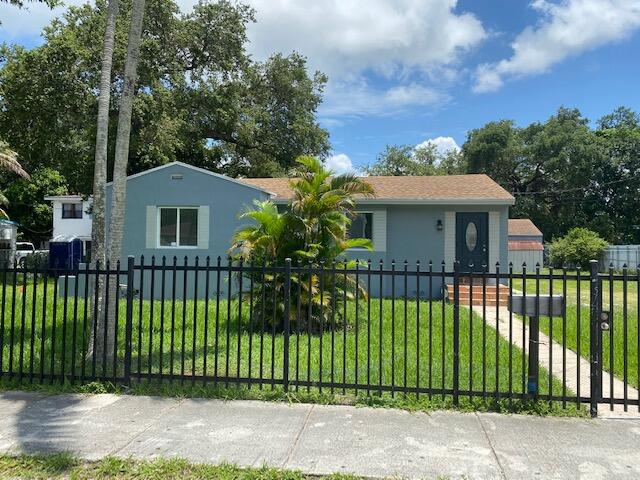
[105,0,146,356]
[89,0,119,361]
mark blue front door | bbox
[456,212,488,273]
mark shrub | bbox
[24,251,49,269]
[549,228,608,269]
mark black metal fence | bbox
[0,256,638,417]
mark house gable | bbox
[106,161,273,196]
[105,162,271,258]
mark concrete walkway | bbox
[470,305,640,418]
[1,391,640,479]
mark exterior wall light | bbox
[437,219,443,231]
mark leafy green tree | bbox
[0,140,28,218]
[365,144,466,176]
[3,168,68,242]
[549,228,608,269]
[0,0,59,8]
[461,108,609,241]
[597,106,640,130]
[590,107,640,243]
[231,156,373,330]
[0,0,329,193]
[463,119,523,190]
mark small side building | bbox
[44,195,93,260]
[508,219,544,271]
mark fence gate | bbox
[591,260,640,415]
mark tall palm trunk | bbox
[92,0,119,268]
[104,0,146,355]
[89,0,119,360]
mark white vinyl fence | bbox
[600,245,640,271]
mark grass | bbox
[513,267,638,310]
[511,269,639,390]
[534,303,639,390]
[0,276,585,416]
[0,453,362,479]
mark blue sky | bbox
[2,0,640,173]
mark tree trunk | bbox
[105,0,147,356]
[89,0,119,361]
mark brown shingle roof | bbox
[508,219,543,237]
[241,174,514,203]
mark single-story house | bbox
[102,162,514,298]
[507,218,544,271]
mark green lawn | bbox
[0,278,573,409]
[0,454,359,479]
[512,268,638,311]
[510,269,639,391]
[535,304,639,390]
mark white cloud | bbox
[319,79,449,118]
[246,0,486,79]
[324,153,357,174]
[2,0,484,118]
[415,136,460,155]
[244,0,486,118]
[473,0,640,93]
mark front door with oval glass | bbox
[455,212,488,273]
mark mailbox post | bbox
[509,294,564,397]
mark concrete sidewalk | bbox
[0,391,639,479]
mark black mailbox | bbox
[509,294,565,318]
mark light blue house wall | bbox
[105,163,270,299]
[92,162,512,300]
[346,204,509,298]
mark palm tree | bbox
[289,155,374,260]
[107,0,146,266]
[100,0,146,356]
[0,141,29,219]
[231,156,374,331]
[88,0,120,362]
[91,0,120,269]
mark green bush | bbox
[549,228,608,269]
[24,251,49,269]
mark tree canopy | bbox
[461,106,640,243]
[0,0,59,8]
[0,0,329,196]
[364,144,466,176]
[367,106,640,243]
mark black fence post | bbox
[453,260,460,406]
[124,255,135,386]
[282,258,292,393]
[589,259,601,418]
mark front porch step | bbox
[446,284,510,306]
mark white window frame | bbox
[157,206,199,249]
[347,210,375,250]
